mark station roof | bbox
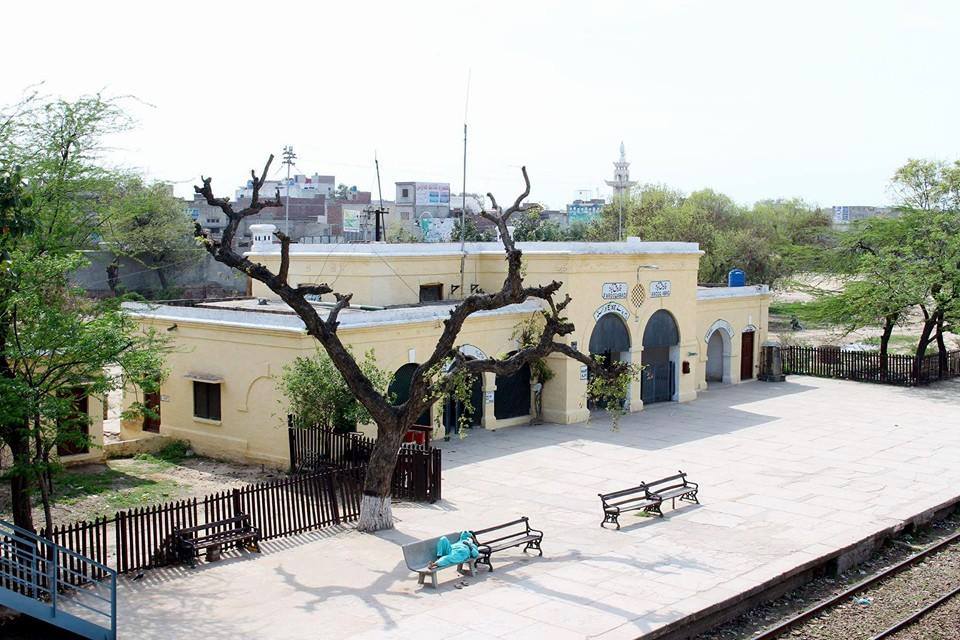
[123,299,543,333]
[246,238,703,258]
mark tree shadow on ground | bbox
[437,379,820,470]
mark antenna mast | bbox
[374,152,386,242]
[459,70,471,297]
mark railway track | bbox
[868,583,960,639]
[751,530,960,640]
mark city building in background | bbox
[566,198,606,224]
[831,205,897,227]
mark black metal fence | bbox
[39,466,363,577]
[777,345,960,387]
[288,418,442,503]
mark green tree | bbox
[450,216,493,242]
[103,179,203,293]
[0,92,169,531]
[280,348,391,432]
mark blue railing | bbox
[0,519,116,640]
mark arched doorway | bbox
[442,350,484,435]
[494,353,531,420]
[588,313,632,409]
[442,374,483,435]
[704,320,734,385]
[388,363,431,426]
[642,310,679,404]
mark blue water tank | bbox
[728,268,746,287]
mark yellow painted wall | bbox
[695,292,770,389]
[128,244,771,467]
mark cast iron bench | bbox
[174,514,261,567]
[401,531,477,589]
[598,484,663,529]
[646,471,699,510]
[471,517,543,571]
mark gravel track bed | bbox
[887,590,960,639]
[697,515,960,640]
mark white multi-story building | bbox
[235,173,336,201]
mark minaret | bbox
[605,142,637,199]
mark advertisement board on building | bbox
[415,183,450,206]
[342,209,362,233]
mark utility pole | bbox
[618,194,623,242]
[282,145,297,236]
[374,153,386,242]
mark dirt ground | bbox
[0,455,281,527]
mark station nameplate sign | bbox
[601,282,628,300]
[594,302,630,321]
[650,280,672,298]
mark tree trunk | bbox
[106,257,120,296]
[32,415,54,534]
[935,314,947,380]
[879,316,894,383]
[913,313,938,383]
[357,420,406,532]
[156,267,169,292]
[7,425,34,532]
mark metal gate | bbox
[642,361,674,404]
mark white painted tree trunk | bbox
[357,494,394,532]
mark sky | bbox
[3,1,959,210]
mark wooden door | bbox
[741,331,755,380]
[57,388,90,456]
[143,391,161,433]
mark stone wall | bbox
[72,250,247,298]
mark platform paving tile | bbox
[114,376,960,639]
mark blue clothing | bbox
[434,531,478,568]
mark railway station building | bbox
[122,234,770,467]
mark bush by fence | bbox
[777,345,960,386]
[288,418,442,503]
[38,466,362,578]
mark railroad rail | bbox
[868,583,960,639]
[751,530,960,640]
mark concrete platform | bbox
[117,376,960,639]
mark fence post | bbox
[288,415,297,473]
[326,473,341,525]
[232,487,242,519]
[115,512,125,574]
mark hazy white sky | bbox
[3,1,958,209]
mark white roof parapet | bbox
[245,239,703,258]
[122,300,544,332]
[696,285,770,300]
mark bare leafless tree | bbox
[194,156,624,531]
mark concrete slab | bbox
[116,376,960,639]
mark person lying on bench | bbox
[427,531,478,570]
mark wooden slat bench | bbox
[401,531,476,589]
[471,517,543,571]
[598,484,663,529]
[174,514,261,568]
[646,470,699,510]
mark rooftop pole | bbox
[459,69,471,298]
